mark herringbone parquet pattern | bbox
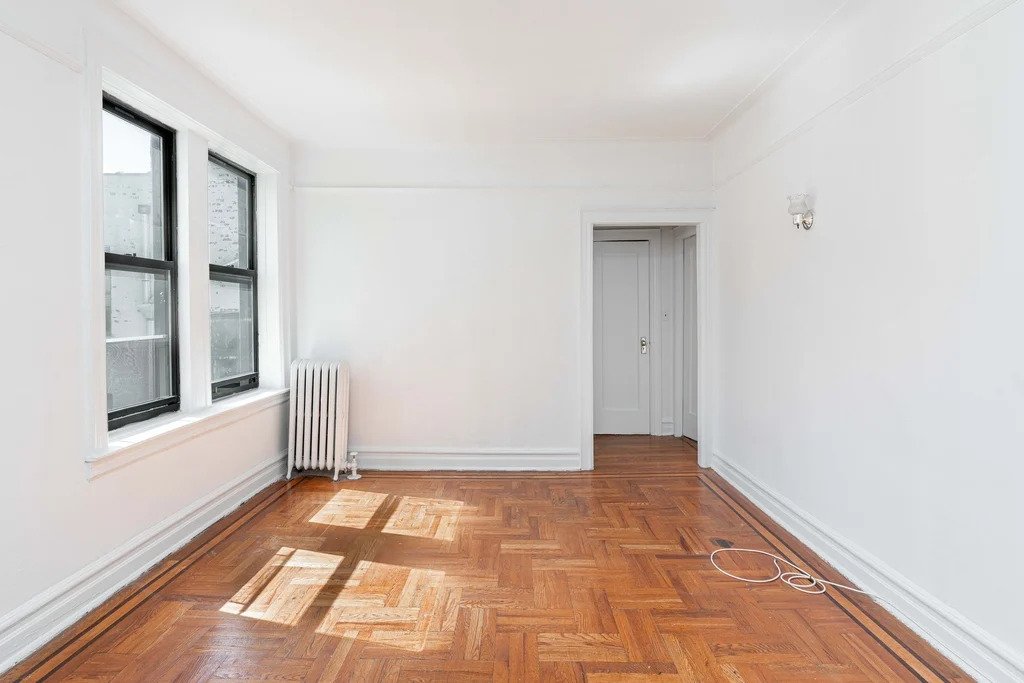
[7,437,968,682]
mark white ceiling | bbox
[115,0,844,147]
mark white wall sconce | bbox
[788,193,814,230]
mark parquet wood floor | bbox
[5,436,969,681]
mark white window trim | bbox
[85,69,289,477]
[88,388,289,479]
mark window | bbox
[208,153,258,399]
[102,96,179,429]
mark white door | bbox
[680,234,698,439]
[594,240,651,434]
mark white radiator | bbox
[287,359,351,480]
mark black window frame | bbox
[103,94,181,430]
[208,152,259,401]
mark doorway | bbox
[592,226,697,439]
[581,210,712,470]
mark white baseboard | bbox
[660,419,675,436]
[0,452,286,675]
[710,451,1024,683]
[353,447,581,471]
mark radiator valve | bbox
[347,451,361,480]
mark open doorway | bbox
[580,210,712,469]
[592,226,697,440]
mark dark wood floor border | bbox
[698,471,955,683]
[5,478,302,682]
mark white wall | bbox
[0,0,292,670]
[710,0,1024,679]
[294,141,712,465]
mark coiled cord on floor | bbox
[710,547,876,597]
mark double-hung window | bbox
[102,96,179,430]
[208,153,259,399]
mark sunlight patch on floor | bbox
[316,560,450,653]
[309,489,389,528]
[220,547,344,625]
[311,489,465,541]
[384,495,464,541]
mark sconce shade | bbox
[787,193,810,216]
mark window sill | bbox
[86,387,289,480]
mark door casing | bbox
[580,208,715,470]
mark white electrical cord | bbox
[710,547,876,597]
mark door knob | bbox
[640,337,648,354]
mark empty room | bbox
[1,0,1022,681]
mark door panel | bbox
[681,234,698,439]
[594,240,651,434]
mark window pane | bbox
[208,160,252,268]
[105,268,173,412]
[211,278,255,382]
[102,111,166,260]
